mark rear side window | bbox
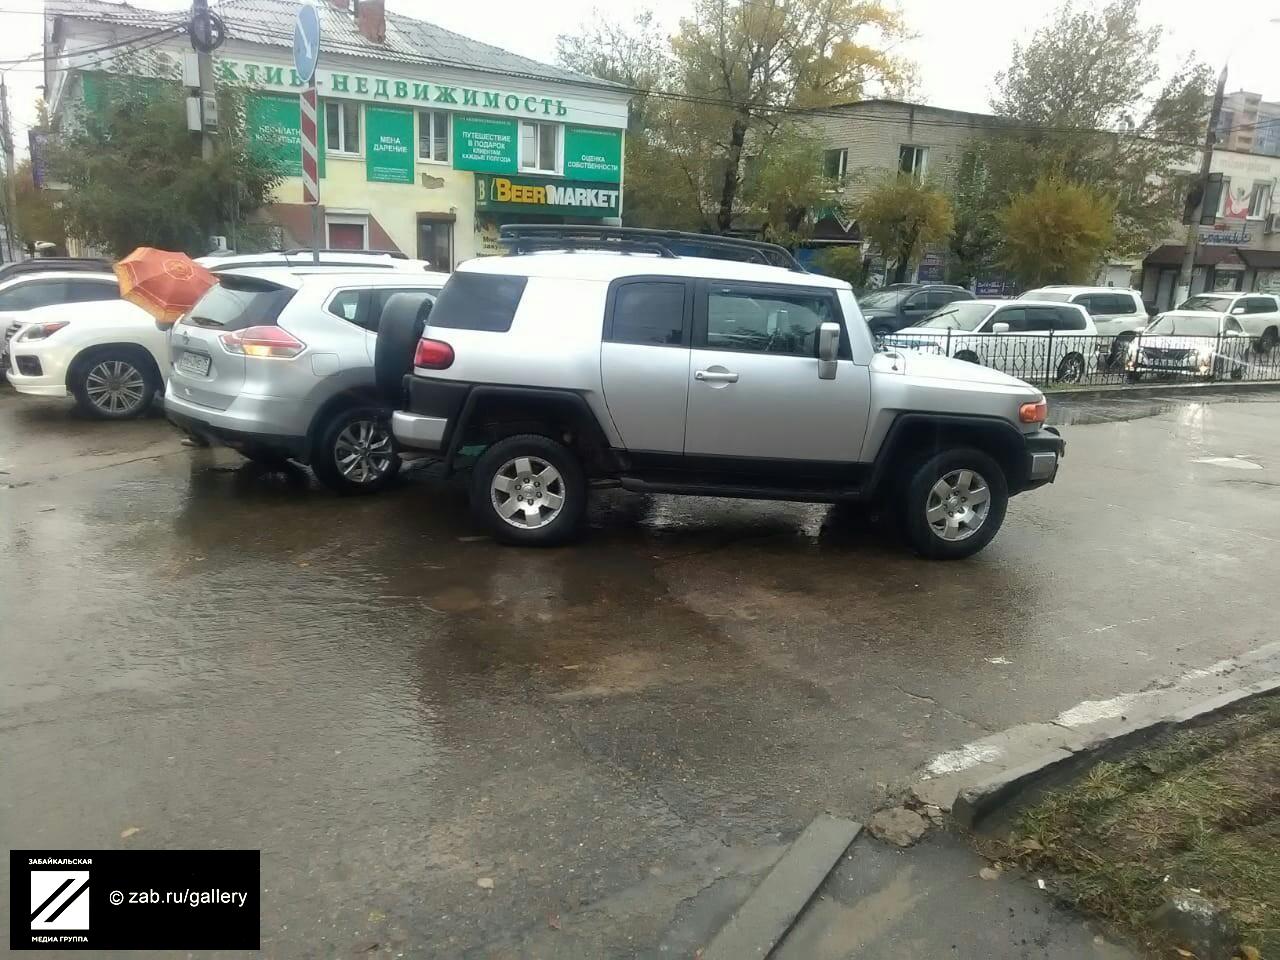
[607,280,686,346]
[1113,294,1137,315]
[186,276,294,330]
[989,307,1026,331]
[428,272,527,333]
[64,279,120,303]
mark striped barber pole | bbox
[299,83,319,204]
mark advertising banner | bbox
[563,126,622,183]
[474,173,620,218]
[365,106,414,184]
[453,115,518,174]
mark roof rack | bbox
[282,248,408,259]
[498,224,806,272]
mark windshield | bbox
[859,289,906,309]
[1020,290,1071,302]
[1147,314,1221,337]
[913,301,994,331]
[1177,295,1232,313]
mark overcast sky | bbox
[2,0,1278,156]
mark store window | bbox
[418,109,450,163]
[417,215,454,271]
[519,121,560,174]
[325,101,361,155]
[899,145,927,180]
[326,215,368,250]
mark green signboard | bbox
[247,93,303,177]
[474,173,620,218]
[453,115,518,174]
[365,105,414,184]
[564,127,622,183]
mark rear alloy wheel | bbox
[72,352,155,419]
[311,406,400,494]
[471,434,587,546]
[900,447,1008,560]
[1055,352,1086,383]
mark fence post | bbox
[1216,330,1224,381]
[1044,329,1055,385]
[946,328,952,358]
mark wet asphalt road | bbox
[2,385,1279,958]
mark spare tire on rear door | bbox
[374,292,434,405]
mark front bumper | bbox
[1021,427,1064,492]
[5,347,70,398]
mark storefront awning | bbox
[1143,244,1246,268]
[1238,248,1280,270]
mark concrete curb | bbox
[909,642,1280,831]
[1046,380,1280,402]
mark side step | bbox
[618,477,864,503]
[701,815,862,960]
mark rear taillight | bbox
[219,326,306,359]
[414,338,455,369]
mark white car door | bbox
[974,305,1053,381]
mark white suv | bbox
[1174,292,1280,353]
[379,226,1065,559]
[1019,286,1151,366]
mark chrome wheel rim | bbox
[1057,355,1084,382]
[85,360,146,414]
[925,469,991,542]
[334,419,395,484]
[490,455,565,530]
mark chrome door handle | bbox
[695,370,739,383]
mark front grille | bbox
[1140,347,1195,363]
[3,320,19,345]
[15,355,42,377]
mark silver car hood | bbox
[878,348,1037,389]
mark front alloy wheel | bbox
[901,447,1009,560]
[925,469,992,542]
[72,352,156,419]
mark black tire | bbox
[70,347,157,419]
[1106,334,1134,369]
[1256,328,1279,354]
[899,447,1009,560]
[954,350,980,364]
[1125,371,1142,384]
[373,291,435,404]
[470,434,587,546]
[1055,352,1085,383]
[310,405,401,495]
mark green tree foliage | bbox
[46,64,282,257]
[976,0,1210,259]
[812,245,866,286]
[11,159,68,251]
[557,0,908,234]
[999,177,1115,286]
[856,175,954,283]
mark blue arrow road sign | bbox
[293,4,321,83]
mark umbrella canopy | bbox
[114,248,217,326]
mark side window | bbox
[1024,307,1059,332]
[608,281,687,346]
[1113,294,1138,315]
[64,280,120,303]
[902,292,931,313]
[1073,294,1099,315]
[0,280,67,311]
[1054,306,1088,331]
[704,286,836,357]
[327,289,364,325]
[1244,297,1271,315]
[1225,317,1244,334]
[924,290,951,310]
[988,307,1026,332]
[368,288,437,333]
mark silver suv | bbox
[165,269,447,492]
[381,227,1064,559]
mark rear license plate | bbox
[177,351,211,377]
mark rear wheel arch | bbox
[450,388,614,475]
[305,385,385,459]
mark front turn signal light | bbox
[1019,399,1048,424]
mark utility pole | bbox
[191,0,215,161]
[0,73,19,262]
[1175,65,1228,305]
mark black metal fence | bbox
[881,330,1280,390]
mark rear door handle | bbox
[695,370,739,383]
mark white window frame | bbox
[899,144,927,180]
[418,109,450,165]
[325,100,362,157]
[518,120,562,175]
[325,213,369,250]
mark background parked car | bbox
[1172,292,1280,353]
[165,268,447,493]
[1018,286,1150,366]
[5,298,169,417]
[0,271,124,374]
[0,257,111,283]
[884,299,1097,383]
[857,283,974,340]
[1126,310,1250,382]
[197,250,436,274]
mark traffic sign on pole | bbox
[293,4,320,83]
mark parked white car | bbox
[1173,292,1280,353]
[5,299,170,418]
[884,299,1098,384]
[1018,285,1151,366]
[1125,310,1250,382]
[0,270,123,371]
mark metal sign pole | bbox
[294,4,321,263]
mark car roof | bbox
[216,266,450,289]
[455,250,852,289]
[0,270,117,286]
[970,299,1087,309]
[1025,286,1139,294]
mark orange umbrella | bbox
[114,248,217,327]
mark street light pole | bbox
[1175,65,1227,306]
[192,0,215,161]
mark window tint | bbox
[0,279,67,311]
[1243,297,1274,314]
[328,289,363,324]
[64,279,120,303]
[923,290,952,309]
[186,276,294,330]
[609,281,686,346]
[1225,317,1243,333]
[705,287,835,357]
[1024,307,1059,332]
[428,272,527,333]
[368,287,438,332]
[1054,306,1088,331]
[1112,293,1137,315]
[1072,294,1098,314]
[988,307,1026,332]
[902,292,931,312]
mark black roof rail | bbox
[498,224,806,272]
[281,248,408,259]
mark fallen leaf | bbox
[1018,838,1044,852]
[367,909,385,923]
[1238,948,1261,960]
[120,827,140,840]
[1174,950,1196,958]
[979,867,1000,881]
[547,914,561,930]
[476,877,494,890]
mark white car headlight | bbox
[16,320,70,342]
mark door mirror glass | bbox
[1225,328,1245,337]
[991,321,1010,334]
[817,322,840,379]
[1230,305,1245,314]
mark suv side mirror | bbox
[817,322,840,379]
[1230,305,1245,314]
[991,321,1010,334]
